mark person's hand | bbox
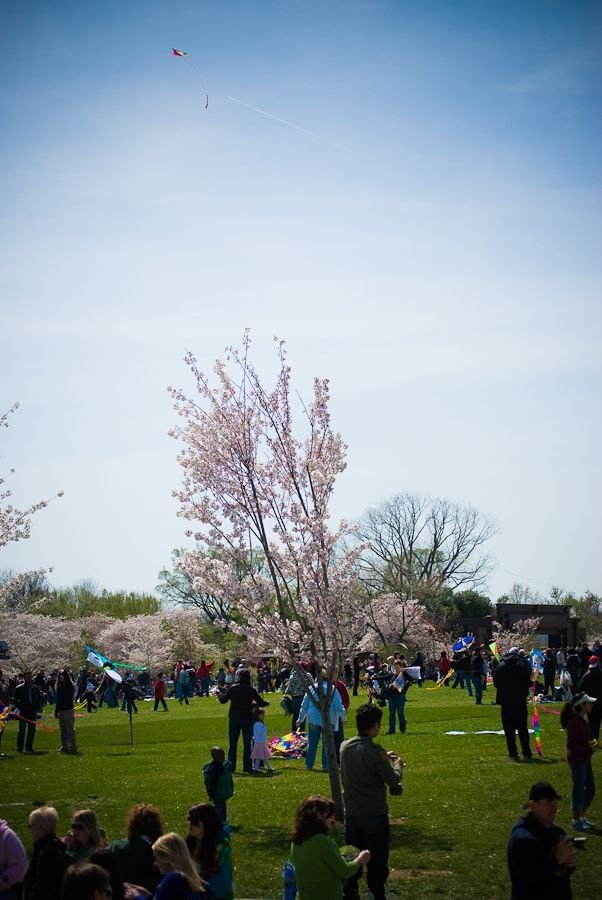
[355,849,371,866]
[124,882,151,899]
[554,835,576,868]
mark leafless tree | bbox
[356,492,498,605]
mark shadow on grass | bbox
[390,824,453,853]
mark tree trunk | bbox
[320,699,344,820]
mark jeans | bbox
[290,695,303,733]
[501,704,532,758]
[388,691,406,733]
[473,676,483,704]
[343,814,390,900]
[465,675,473,696]
[58,709,77,753]
[334,722,344,762]
[214,799,227,824]
[228,717,253,772]
[305,723,327,770]
[570,761,596,815]
[17,718,35,752]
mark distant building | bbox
[452,603,582,649]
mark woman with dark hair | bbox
[55,670,77,754]
[110,805,163,894]
[185,804,232,900]
[59,863,111,900]
[290,796,370,899]
[218,668,268,772]
[560,691,598,832]
[89,848,126,900]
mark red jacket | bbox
[336,679,350,710]
[196,661,216,679]
[154,679,165,700]
[566,713,592,764]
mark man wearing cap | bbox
[494,647,533,761]
[577,656,602,741]
[507,782,576,899]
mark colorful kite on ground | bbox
[268,731,307,759]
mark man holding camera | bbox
[507,782,577,899]
[340,703,404,900]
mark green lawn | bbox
[1,686,600,899]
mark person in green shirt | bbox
[290,796,371,900]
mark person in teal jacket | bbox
[290,796,370,900]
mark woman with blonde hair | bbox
[63,809,106,860]
[150,833,204,899]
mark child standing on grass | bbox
[251,707,274,773]
[560,691,598,832]
[203,746,234,825]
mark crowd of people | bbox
[0,800,234,900]
[1,640,601,899]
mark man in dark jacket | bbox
[493,648,532,761]
[218,668,268,772]
[578,656,602,741]
[507,782,576,899]
[12,672,41,753]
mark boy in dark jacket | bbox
[203,746,234,824]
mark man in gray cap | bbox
[494,647,533,761]
[507,782,576,899]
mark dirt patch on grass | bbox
[389,868,453,880]
[389,816,407,825]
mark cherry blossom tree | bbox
[0,403,63,611]
[0,612,82,673]
[169,336,364,813]
[358,592,448,658]
[97,614,176,674]
[491,617,543,655]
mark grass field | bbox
[1,685,600,899]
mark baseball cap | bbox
[508,647,520,655]
[573,693,597,708]
[523,782,561,807]
[589,655,599,667]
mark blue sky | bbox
[1,0,601,602]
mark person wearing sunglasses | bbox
[63,810,105,861]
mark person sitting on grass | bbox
[59,862,112,900]
[110,804,163,894]
[23,807,69,900]
[129,833,204,900]
[62,810,106,861]
[89,847,127,900]
[290,796,371,900]
[185,803,233,900]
